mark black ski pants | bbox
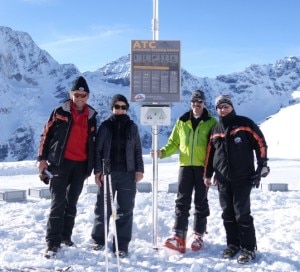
[46,159,87,247]
[173,166,209,237]
[91,171,136,253]
[218,179,256,251]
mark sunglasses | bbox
[217,104,230,110]
[73,93,87,98]
[114,104,127,110]
[191,100,203,104]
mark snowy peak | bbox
[0,26,56,76]
[1,25,300,161]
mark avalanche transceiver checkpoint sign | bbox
[130,40,181,103]
[140,104,171,126]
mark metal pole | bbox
[151,0,159,250]
[152,0,159,40]
[108,174,121,272]
[103,160,109,271]
[152,125,158,250]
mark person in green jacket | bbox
[156,89,217,253]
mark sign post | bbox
[130,0,181,250]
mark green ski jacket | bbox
[161,108,217,166]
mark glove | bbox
[260,165,270,178]
[250,173,261,188]
[251,163,270,188]
[39,169,53,185]
[39,172,49,185]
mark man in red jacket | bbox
[37,76,97,258]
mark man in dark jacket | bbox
[91,94,144,258]
[204,95,269,264]
[37,76,97,258]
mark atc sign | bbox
[130,40,181,103]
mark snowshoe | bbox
[190,233,204,251]
[164,235,186,253]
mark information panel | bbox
[140,105,171,126]
[130,40,181,103]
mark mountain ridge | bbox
[0,26,299,161]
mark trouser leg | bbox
[233,182,256,251]
[219,180,256,250]
[61,161,87,241]
[46,160,71,246]
[193,166,209,234]
[173,167,194,238]
[112,172,136,252]
[91,175,112,245]
[219,181,240,247]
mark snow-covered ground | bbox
[0,104,300,271]
[0,155,299,272]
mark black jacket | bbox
[94,114,144,174]
[204,110,268,182]
[37,100,97,176]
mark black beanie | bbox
[111,94,129,110]
[71,76,90,93]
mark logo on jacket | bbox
[234,137,242,144]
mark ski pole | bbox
[103,160,109,272]
[108,173,121,272]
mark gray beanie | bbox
[215,95,233,109]
[191,89,205,101]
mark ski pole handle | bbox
[44,169,54,179]
[102,159,111,175]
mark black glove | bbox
[39,173,49,185]
[39,169,53,185]
[251,162,270,188]
[250,173,261,188]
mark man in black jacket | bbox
[37,76,97,258]
[91,94,144,258]
[204,95,269,264]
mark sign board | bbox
[130,40,181,103]
[140,105,171,126]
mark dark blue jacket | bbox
[94,114,144,174]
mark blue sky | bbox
[1,0,300,78]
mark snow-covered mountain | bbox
[1,26,300,162]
